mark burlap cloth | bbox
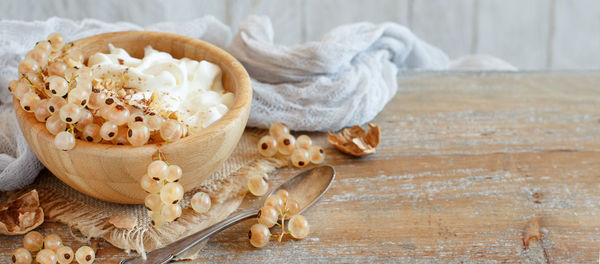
[18,129,287,259]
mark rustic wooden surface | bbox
[2,72,600,263]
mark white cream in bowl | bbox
[88,44,235,134]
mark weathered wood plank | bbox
[304,0,408,41]
[552,0,600,69]
[476,0,551,70]
[228,0,303,45]
[1,72,600,263]
[410,0,476,58]
[0,0,227,26]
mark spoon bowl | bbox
[121,165,335,264]
[268,165,336,216]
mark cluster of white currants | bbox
[141,159,185,227]
[9,33,187,151]
[248,189,310,248]
[257,123,326,168]
[248,123,327,197]
[141,155,213,227]
[12,231,94,264]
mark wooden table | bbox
[2,72,600,263]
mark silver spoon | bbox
[120,165,336,264]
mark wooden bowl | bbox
[13,31,252,204]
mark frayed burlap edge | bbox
[33,156,288,259]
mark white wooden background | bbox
[1,0,599,70]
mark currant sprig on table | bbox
[10,33,187,151]
[141,153,212,227]
[12,231,95,264]
[248,123,326,196]
[248,189,310,248]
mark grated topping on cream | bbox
[88,44,235,134]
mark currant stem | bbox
[278,213,286,242]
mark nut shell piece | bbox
[0,189,44,235]
[328,123,380,157]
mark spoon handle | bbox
[120,209,258,264]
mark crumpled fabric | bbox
[231,16,449,131]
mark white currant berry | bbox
[149,210,164,227]
[160,119,183,142]
[264,194,284,212]
[75,108,94,131]
[144,193,163,212]
[68,87,90,107]
[74,246,95,264]
[285,198,301,217]
[147,160,168,181]
[54,131,76,151]
[87,91,106,110]
[55,246,74,264]
[160,182,184,205]
[277,134,295,155]
[11,248,32,264]
[291,148,310,168]
[191,192,211,213]
[165,165,182,182]
[127,122,150,146]
[59,103,82,124]
[257,206,279,228]
[43,233,62,251]
[269,122,289,139]
[20,91,40,112]
[295,135,312,150]
[18,58,39,75]
[288,214,310,239]
[35,249,57,264]
[23,231,43,252]
[100,121,119,141]
[105,104,130,126]
[275,189,289,201]
[13,80,32,100]
[47,61,67,77]
[161,203,182,222]
[47,76,69,97]
[82,123,102,143]
[247,175,268,196]
[248,223,270,248]
[47,96,66,114]
[47,33,65,50]
[146,115,164,131]
[309,145,325,164]
[46,114,67,135]
[26,48,48,67]
[33,99,51,122]
[257,135,278,157]
[140,175,162,194]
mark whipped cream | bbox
[88,44,234,133]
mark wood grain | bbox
[229,0,304,45]
[552,0,600,69]
[410,0,476,58]
[12,31,252,204]
[476,0,551,70]
[2,72,600,263]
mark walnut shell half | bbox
[0,189,44,235]
[328,123,380,157]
